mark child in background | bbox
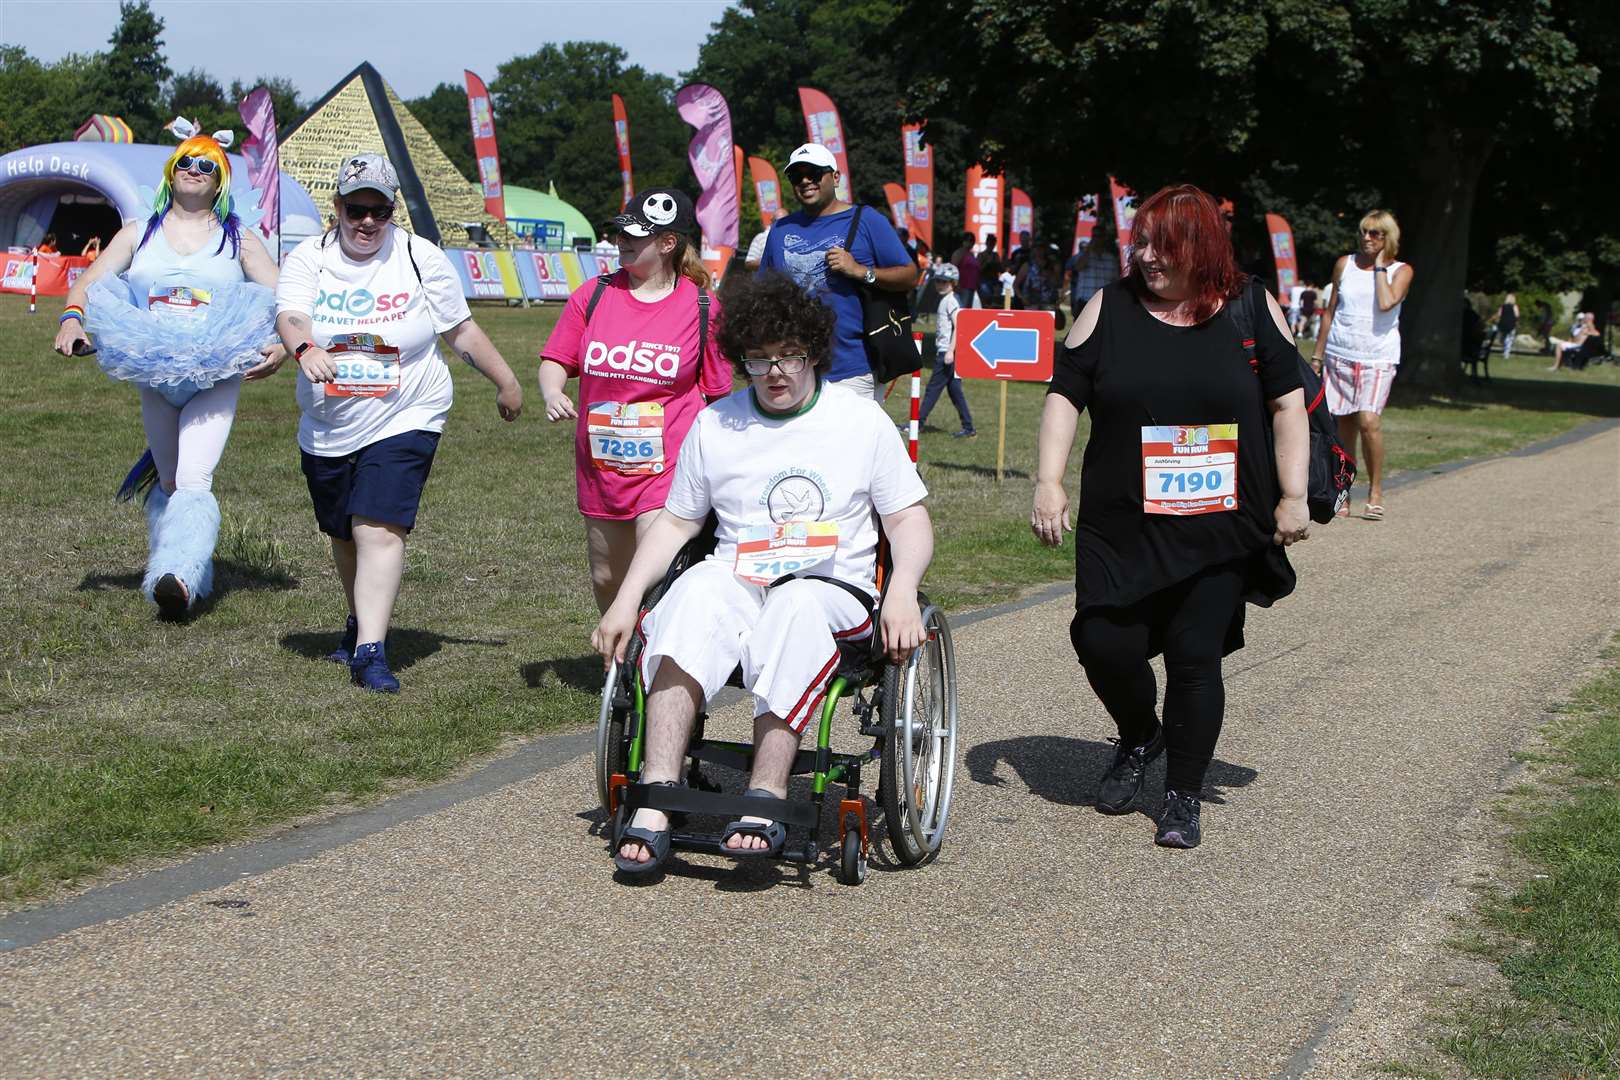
[915,263,976,438]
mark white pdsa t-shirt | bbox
[664,381,928,596]
[276,227,471,456]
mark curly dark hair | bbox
[715,271,836,376]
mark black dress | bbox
[1048,279,1303,655]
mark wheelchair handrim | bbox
[899,604,957,852]
[594,658,619,810]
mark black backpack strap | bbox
[843,204,864,258]
[696,285,710,363]
[584,272,614,327]
[1229,279,1258,370]
[403,229,421,284]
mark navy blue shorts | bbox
[300,429,441,540]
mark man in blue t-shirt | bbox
[760,143,919,399]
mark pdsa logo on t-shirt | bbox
[315,286,414,325]
[583,338,682,383]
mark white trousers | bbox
[832,373,884,401]
[138,378,242,492]
[638,559,873,734]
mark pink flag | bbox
[675,83,739,279]
[236,86,280,240]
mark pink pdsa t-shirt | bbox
[541,272,733,519]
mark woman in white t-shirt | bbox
[592,272,934,875]
[276,153,523,693]
[1311,208,1414,521]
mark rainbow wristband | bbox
[59,306,85,325]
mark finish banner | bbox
[747,155,781,231]
[883,183,909,230]
[902,122,933,250]
[675,82,740,284]
[463,70,506,222]
[1010,188,1033,243]
[611,93,633,211]
[1265,212,1299,296]
[798,86,852,203]
[1073,194,1099,255]
[965,166,1004,255]
[1108,175,1137,275]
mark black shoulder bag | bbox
[844,205,918,382]
[1230,282,1356,524]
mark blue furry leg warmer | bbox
[142,488,220,607]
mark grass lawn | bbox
[1431,637,1620,1078]
[1,291,1617,904]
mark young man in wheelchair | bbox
[592,273,934,874]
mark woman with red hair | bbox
[1031,184,1310,849]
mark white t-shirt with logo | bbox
[664,381,928,595]
[276,228,471,456]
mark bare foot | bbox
[722,817,775,852]
[618,807,668,864]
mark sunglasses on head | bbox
[343,202,394,223]
[174,155,218,176]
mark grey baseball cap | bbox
[336,153,398,203]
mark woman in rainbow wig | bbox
[54,128,284,619]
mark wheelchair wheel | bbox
[879,603,958,865]
[840,828,867,885]
[595,659,628,813]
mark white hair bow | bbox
[165,116,235,147]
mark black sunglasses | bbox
[174,155,218,176]
[343,202,394,223]
[786,167,832,184]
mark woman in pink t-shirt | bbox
[540,189,733,611]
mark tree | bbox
[406,82,478,183]
[89,0,171,140]
[0,46,100,152]
[228,77,301,134]
[893,0,1612,389]
[490,42,689,228]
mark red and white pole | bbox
[908,331,923,462]
[28,252,37,314]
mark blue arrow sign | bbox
[970,319,1041,370]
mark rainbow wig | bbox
[139,136,241,256]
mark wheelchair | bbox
[594,523,958,884]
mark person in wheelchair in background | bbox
[592,272,934,875]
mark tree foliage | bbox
[893,0,1616,386]
[0,47,100,152]
[89,1,172,140]
[406,82,479,184]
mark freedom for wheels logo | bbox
[762,468,829,523]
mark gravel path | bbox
[3,424,1616,1079]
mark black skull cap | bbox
[604,188,698,239]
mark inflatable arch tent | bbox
[0,142,320,259]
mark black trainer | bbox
[1155,789,1202,848]
[1095,727,1164,814]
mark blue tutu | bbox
[86,278,277,396]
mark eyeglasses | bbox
[343,202,394,223]
[742,353,810,376]
[174,155,218,176]
[1360,228,1385,238]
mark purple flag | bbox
[237,86,280,240]
[674,83,739,255]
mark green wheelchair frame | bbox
[596,533,958,884]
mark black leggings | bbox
[1069,562,1244,794]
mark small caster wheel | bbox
[840,828,867,885]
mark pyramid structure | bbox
[279,62,515,248]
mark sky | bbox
[0,0,735,103]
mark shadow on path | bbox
[965,735,1259,811]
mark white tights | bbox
[138,379,241,493]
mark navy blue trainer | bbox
[327,615,358,664]
[350,641,399,693]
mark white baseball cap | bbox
[787,143,838,173]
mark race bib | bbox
[733,521,839,586]
[586,401,666,475]
[148,285,210,322]
[325,332,400,398]
[1142,424,1239,516]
